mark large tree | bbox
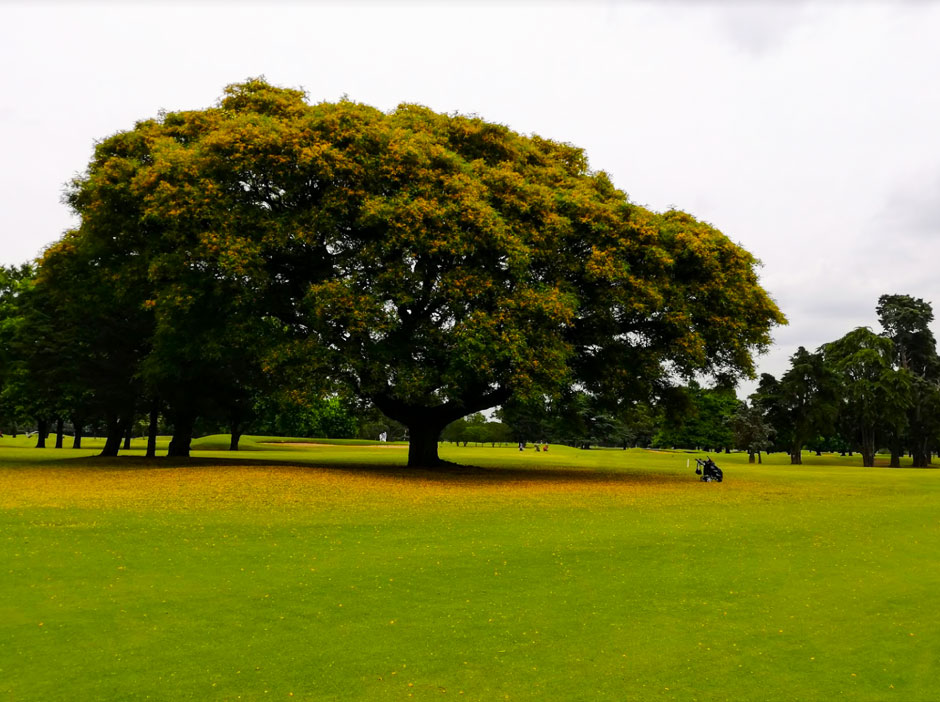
[0,264,35,435]
[753,347,838,464]
[877,294,940,467]
[63,78,786,467]
[822,327,910,467]
[26,234,150,456]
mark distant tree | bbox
[456,413,488,446]
[754,347,838,464]
[357,404,408,442]
[653,382,739,451]
[462,424,488,446]
[731,402,773,463]
[482,421,512,447]
[254,391,357,439]
[877,368,913,467]
[440,418,466,445]
[311,396,358,439]
[497,398,554,445]
[618,402,659,449]
[877,294,940,467]
[822,327,910,467]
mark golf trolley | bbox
[695,456,723,483]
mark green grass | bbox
[2,437,939,700]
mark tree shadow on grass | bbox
[48,454,690,487]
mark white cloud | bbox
[2,1,940,398]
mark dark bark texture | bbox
[373,388,510,468]
[35,419,48,449]
[100,414,124,457]
[146,403,159,458]
[167,412,194,458]
[229,421,242,451]
[71,416,83,449]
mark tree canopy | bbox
[37,78,786,466]
[822,327,908,467]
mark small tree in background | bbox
[731,402,773,463]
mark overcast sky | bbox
[2,1,939,395]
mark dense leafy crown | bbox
[65,78,785,419]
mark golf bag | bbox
[695,457,723,482]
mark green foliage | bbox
[822,327,910,466]
[752,347,838,464]
[653,381,739,451]
[498,392,657,449]
[58,78,784,466]
[253,392,357,439]
[442,413,507,446]
[877,294,938,376]
[877,294,940,466]
[731,401,774,461]
[355,406,408,442]
[0,264,35,431]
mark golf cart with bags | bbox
[695,456,723,482]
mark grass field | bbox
[2,435,939,701]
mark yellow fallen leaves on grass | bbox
[0,460,762,513]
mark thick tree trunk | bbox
[757,451,762,464]
[55,417,64,449]
[100,415,124,457]
[407,421,448,467]
[789,444,802,465]
[229,421,242,451]
[146,403,159,458]
[748,450,755,464]
[35,419,48,449]
[889,441,902,468]
[167,412,194,458]
[71,417,83,449]
[372,387,510,469]
[912,442,930,468]
[123,424,132,451]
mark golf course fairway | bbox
[2,437,938,701]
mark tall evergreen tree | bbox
[877,294,940,467]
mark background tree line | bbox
[748,294,939,467]
[450,293,940,467]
